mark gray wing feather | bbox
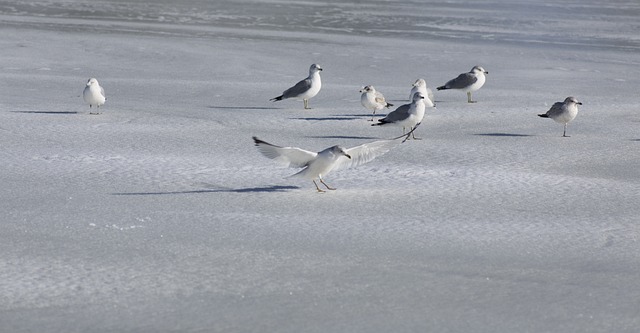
[379,103,411,123]
[253,137,317,168]
[445,72,477,89]
[100,86,105,98]
[282,78,312,99]
[544,102,565,117]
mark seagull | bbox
[437,66,488,103]
[372,92,426,140]
[270,64,322,109]
[538,96,582,137]
[252,132,413,192]
[83,78,106,114]
[360,85,393,121]
[410,79,434,105]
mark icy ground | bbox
[1,0,640,332]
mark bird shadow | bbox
[338,114,387,118]
[111,185,299,196]
[290,116,361,121]
[208,106,280,110]
[11,110,79,115]
[474,133,534,137]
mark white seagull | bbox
[437,66,488,103]
[252,133,411,192]
[83,78,106,114]
[270,64,322,109]
[372,92,427,140]
[538,96,582,137]
[410,79,434,105]
[360,85,393,121]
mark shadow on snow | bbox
[208,106,280,110]
[112,185,299,195]
[11,110,79,114]
[473,133,534,137]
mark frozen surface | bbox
[1,1,640,332]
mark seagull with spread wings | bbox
[252,130,415,192]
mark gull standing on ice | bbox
[410,79,434,105]
[252,133,411,192]
[270,64,322,109]
[360,85,393,121]
[83,78,106,114]
[538,96,582,137]
[372,92,427,140]
[437,66,488,103]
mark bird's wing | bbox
[374,91,386,104]
[281,78,312,99]
[545,102,565,117]
[332,138,403,171]
[445,72,477,89]
[379,103,411,123]
[253,137,317,168]
[100,86,105,98]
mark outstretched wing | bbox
[445,72,477,89]
[282,78,312,99]
[332,138,404,171]
[253,137,317,168]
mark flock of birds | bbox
[250,64,582,192]
[81,64,582,193]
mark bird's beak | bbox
[577,102,583,105]
[485,71,489,74]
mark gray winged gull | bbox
[437,66,488,103]
[270,64,322,109]
[538,96,582,137]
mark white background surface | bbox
[1,1,639,332]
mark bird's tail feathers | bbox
[436,86,448,91]
[385,102,394,108]
[538,114,549,118]
[270,95,283,102]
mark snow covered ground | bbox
[1,1,639,332]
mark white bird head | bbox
[411,92,425,102]
[310,64,323,73]
[412,79,426,87]
[564,96,582,105]
[471,66,488,75]
[86,78,99,86]
[331,146,351,159]
[360,85,375,93]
